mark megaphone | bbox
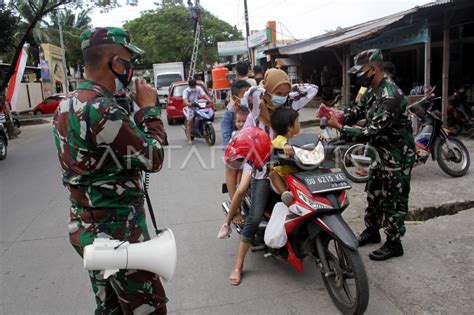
[83,228,177,281]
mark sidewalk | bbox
[360,208,474,313]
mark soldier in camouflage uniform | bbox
[328,49,415,261]
[53,27,168,314]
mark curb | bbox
[18,118,50,126]
[407,200,474,221]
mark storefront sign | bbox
[217,40,248,56]
[350,20,429,55]
[248,29,270,48]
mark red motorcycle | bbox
[222,133,369,315]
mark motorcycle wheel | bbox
[13,118,20,129]
[319,236,369,315]
[204,124,215,146]
[341,143,370,183]
[0,135,7,160]
[436,137,470,177]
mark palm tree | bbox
[46,7,92,68]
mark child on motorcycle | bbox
[222,80,252,215]
[218,107,250,239]
[268,108,300,206]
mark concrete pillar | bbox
[442,20,450,124]
[424,27,431,92]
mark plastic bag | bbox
[264,202,289,248]
[316,104,345,124]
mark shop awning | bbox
[278,8,417,55]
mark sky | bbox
[90,0,434,41]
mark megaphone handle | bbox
[144,172,162,236]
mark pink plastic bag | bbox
[317,104,345,125]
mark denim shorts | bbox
[241,177,271,243]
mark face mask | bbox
[356,68,374,87]
[271,95,288,106]
[108,56,135,88]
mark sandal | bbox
[229,268,242,286]
[217,223,231,239]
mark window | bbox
[156,74,183,89]
[172,84,208,97]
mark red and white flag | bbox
[6,44,29,112]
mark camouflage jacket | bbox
[343,77,415,169]
[53,80,166,210]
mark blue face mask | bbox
[271,95,288,106]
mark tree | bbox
[123,4,242,71]
[47,8,92,68]
[0,3,20,56]
[0,0,129,138]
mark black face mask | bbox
[356,68,374,87]
[108,56,135,88]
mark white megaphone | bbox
[83,228,177,282]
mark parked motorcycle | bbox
[222,133,369,314]
[0,122,8,160]
[447,86,473,134]
[317,102,369,183]
[182,100,215,146]
[339,90,470,182]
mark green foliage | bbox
[0,3,20,56]
[47,8,92,67]
[123,4,242,70]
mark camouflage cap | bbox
[80,27,144,56]
[348,49,383,74]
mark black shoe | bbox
[357,228,381,247]
[369,239,404,261]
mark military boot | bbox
[357,227,381,247]
[369,239,404,261]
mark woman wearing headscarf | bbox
[229,69,318,285]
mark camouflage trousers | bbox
[68,203,168,315]
[365,166,412,241]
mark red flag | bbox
[6,44,29,111]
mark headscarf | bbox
[259,68,291,127]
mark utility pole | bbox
[243,0,251,62]
[58,18,69,93]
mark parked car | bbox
[33,94,66,115]
[166,80,214,125]
[0,121,8,160]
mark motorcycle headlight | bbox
[293,141,325,166]
[296,189,332,210]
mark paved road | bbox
[0,117,404,314]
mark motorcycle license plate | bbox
[301,170,351,194]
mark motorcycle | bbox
[183,99,216,146]
[222,133,369,315]
[317,101,369,183]
[338,89,470,182]
[447,86,473,134]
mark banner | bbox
[40,60,51,82]
[6,44,28,111]
[350,20,429,55]
[248,29,270,48]
[217,40,247,56]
